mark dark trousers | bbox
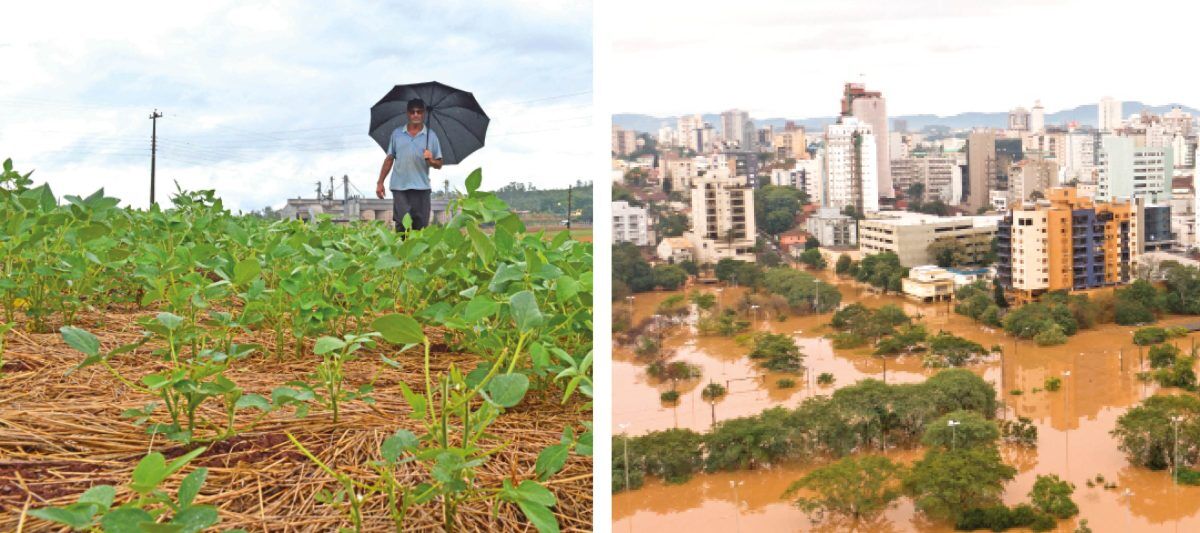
[392,189,432,231]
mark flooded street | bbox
[613,272,1200,531]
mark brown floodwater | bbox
[613,272,1200,532]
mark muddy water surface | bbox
[613,273,1200,532]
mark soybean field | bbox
[0,160,593,532]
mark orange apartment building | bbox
[997,187,1139,300]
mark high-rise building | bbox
[965,131,997,212]
[1031,100,1045,133]
[841,83,892,198]
[772,129,808,160]
[611,125,638,156]
[1009,157,1060,204]
[891,156,961,204]
[823,118,879,214]
[720,109,752,149]
[657,126,675,148]
[1008,107,1031,131]
[997,187,1140,299]
[686,174,757,263]
[677,114,703,152]
[1099,97,1123,132]
[859,211,999,267]
[1163,106,1193,136]
[1097,135,1174,204]
[612,201,650,246]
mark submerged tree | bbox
[784,455,905,523]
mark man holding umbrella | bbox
[376,98,442,231]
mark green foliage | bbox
[924,331,987,367]
[784,455,905,522]
[652,264,688,290]
[922,411,1000,450]
[817,373,835,385]
[715,259,763,288]
[701,382,727,402]
[903,446,1016,520]
[748,332,805,373]
[612,429,704,491]
[777,378,796,388]
[755,185,804,235]
[1112,394,1200,470]
[954,504,1056,532]
[647,360,701,383]
[688,290,716,311]
[761,267,841,313]
[799,248,827,270]
[697,309,751,336]
[876,324,928,356]
[1002,301,1077,340]
[1134,326,1170,346]
[656,294,689,317]
[613,242,655,294]
[1043,376,1062,392]
[928,239,971,268]
[999,416,1038,446]
[1029,474,1078,519]
[1148,343,1181,368]
[493,181,592,222]
[660,390,680,403]
[31,447,223,532]
[853,253,907,293]
[835,254,853,275]
[955,281,1002,327]
[657,213,688,238]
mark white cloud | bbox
[0,0,592,212]
[608,0,1200,118]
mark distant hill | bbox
[494,181,593,222]
[614,101,1200,134]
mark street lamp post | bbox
[1172,415,1183,486]
[730,480,744,533]
[948,419,961,451]
[618,423,631,492]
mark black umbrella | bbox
[369,81,489,165]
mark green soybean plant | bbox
[29,446,246,532]
[293,332,379,423]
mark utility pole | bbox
[566,184,573,230]
[149,109,162,206]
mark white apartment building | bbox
[772,129,808,159]
[796,156,823,202]
[1064,132,1098,183]
[1010,158,1060,204]
[687,175,756,263]
[1031,100,1045,133]
[806,207,857,247]
[859,211,1000,267]
[660,154,696,192]
[891,156,962,204]
[612,125,638,156]
[823,118,879,213]
[1097,135,1173,204]
[1099,97,1122,132]
[657,126,675,148]
[612,201,650,246]
[677,114,703,152]
[721,109,752,149]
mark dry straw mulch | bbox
[0,311,592,532]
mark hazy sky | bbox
[608,0,1198,119]
[0,1,591,211]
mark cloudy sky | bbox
[608,0,1199,119]
[0,1,591,211]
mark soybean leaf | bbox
[372,314,425,345]
[232,258,260,285]
[139,522,185,532]
[381,429,419,463]
[467,224,495,264]
[129,452,168,495]
[556,276,580,303]
[170,505,219,533]
[517,501,559,533]
[78,484,116,511]
[517,479,558,507]
[28,507,95,529]
[234,394,270,412]
[155,312,185,331]
[98,507,155,533]
[510,291,544,331]
[486,373,529,408]
[60,326,100,357]
[534,443,569,481]
[463,296,499,323]
[397,381,427,419]
[313,336,346,355]
[465,168,482,194]
[178,467,207,508]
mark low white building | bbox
[656,237,695,264]
[612,201,650,246]
[902,265,955,302]
[806,207,857,246]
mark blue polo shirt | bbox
[386,125,442,191]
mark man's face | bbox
[408,107,425,126]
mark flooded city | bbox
[613,273,1200,532]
